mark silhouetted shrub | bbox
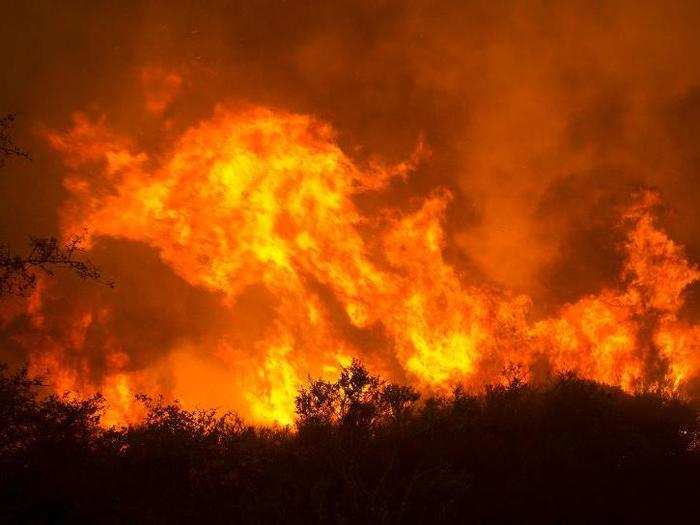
[296,359,420,431]
[0,361,698,523]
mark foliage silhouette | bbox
[296,359,420,429]
[0,114,112,295]
[0,361,698,523]
[0,113,29,167]
[0,235,114,296]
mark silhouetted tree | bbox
[296,359,420,429]
[0,360,698,523]
[0,114,112,296]
[0,235,113,296]
[0,113,29,167]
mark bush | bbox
[0,361,697,523]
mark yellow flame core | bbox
[17,104,698,426]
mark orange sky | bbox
[2,1,700,424]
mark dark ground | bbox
[1,361,698,524]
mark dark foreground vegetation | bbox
[1,362,698,524]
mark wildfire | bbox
[5,75,699,426]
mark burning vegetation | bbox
[2,1,700,520]
[0,361,698,522]
[2,99,698,427]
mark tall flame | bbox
[6,86,699,426]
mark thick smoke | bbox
[2,1,700,421]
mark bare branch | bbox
[0,235,114,296]
[0,113,30,167]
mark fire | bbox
[5,77,699,426]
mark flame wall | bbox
[2,1,700,424]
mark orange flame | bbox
[9,85,699,426]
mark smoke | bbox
[2,1,700,422]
